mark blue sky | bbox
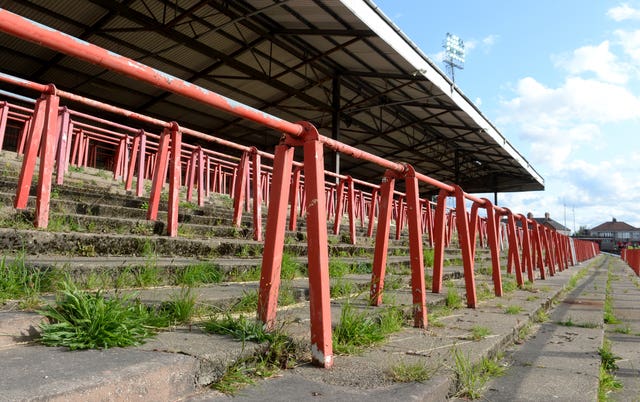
[374,0,640,230]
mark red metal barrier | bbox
[0,9,602,369]
[621,248,640,275]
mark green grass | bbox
[39,282,155,350]
[533,309,549,323]
[612,324,631,335]
[280,252,303,280]
[205,315,306,394]
[174,263,223,286]
[469,325,491,341]
[556,317,600,328]
[453,349,506,399]
[330,278,356,298]
[445,281,463,309]
[388,361,433,382]
[155,287,197,325]
[598,339,622,401]
[332,303,404,355]
[423,249,435,267]
[329,260,350,279]
[0,254,61,305]
[204,314,272,343]
[504,305,523,314]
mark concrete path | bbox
[482,254,640,402]
[606,257,640,402]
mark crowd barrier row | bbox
[0,8,599,368]
[621,248,640,276]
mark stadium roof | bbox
[0,0,544,193]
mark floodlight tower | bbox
[443,33,465,83]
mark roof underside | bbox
[0,0,544,193]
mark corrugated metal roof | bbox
[0,0,544,193]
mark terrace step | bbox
[0,253,600,401]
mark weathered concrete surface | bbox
[606,258,640,402]
[481,255,612,402]
[0,345,199,402]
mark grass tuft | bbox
[39,282,155,350]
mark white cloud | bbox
[482,34,498,47]
[501,76,640,127]
[553,41,630,84]
[607,3,640,21]
[474,97,482,106]
[614,29,640,64]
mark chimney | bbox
[527,212,533,219]
[612,217,617,223]
[544,212,550,221]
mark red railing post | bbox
[147,127,170,221]
[167,123,182,237]
[395,195,405,240]
[366,188,378,238]
[251,147,262,241]
[55,107,71,185]
[505,209,524,286]
[232,151,250,227]
[404,165,427,328]
[531,222,546,280]
[432,189,451,293]
[370,171,397,305]
[258,143,295,328]
[197,146,205,207]
[453,185,477,308]
[125,131,141,192]
[482,200,503,296]
[0,101,8,150]
[186,149,196,203]
[347,176,356,245]
[33,88,60,229]
[333,178,346,236]
[519,215,534,282]
[137,131,147,196]
[14,98,46,209]
[288,166,302,232]
[15,87,60,229]
[296,122,333,368]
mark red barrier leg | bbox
[258,144,295,328]
[519,216,534,282]
[483,200,503,296]
[137,131,146,197]
[370,171,396,305]
[197,147,205,207]
[366,188,378,238]
[505,210,524,286]
[405,166,427,328]
[251,148,262,242]
[453,185,477,308]
[33,89,60,228]
[333,178,346,236]
[14,97,47,210]
[288,166,301,231]
[55,107,70,185]
[125,132,140,192]
[147,128,170,221]
[0,101,8,150]
[395,196,404,240]
[347,177,356,245]
[296,123,333,368]
[432,189,450,293]
[232,151,249,227]
[167,123,182,237]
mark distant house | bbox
[589,218,639,251]
[527,212,571,236]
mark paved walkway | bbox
[482,254,640,402]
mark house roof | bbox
[590,220,637,232]
[533,218,570,232]
[0,0,544,194]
